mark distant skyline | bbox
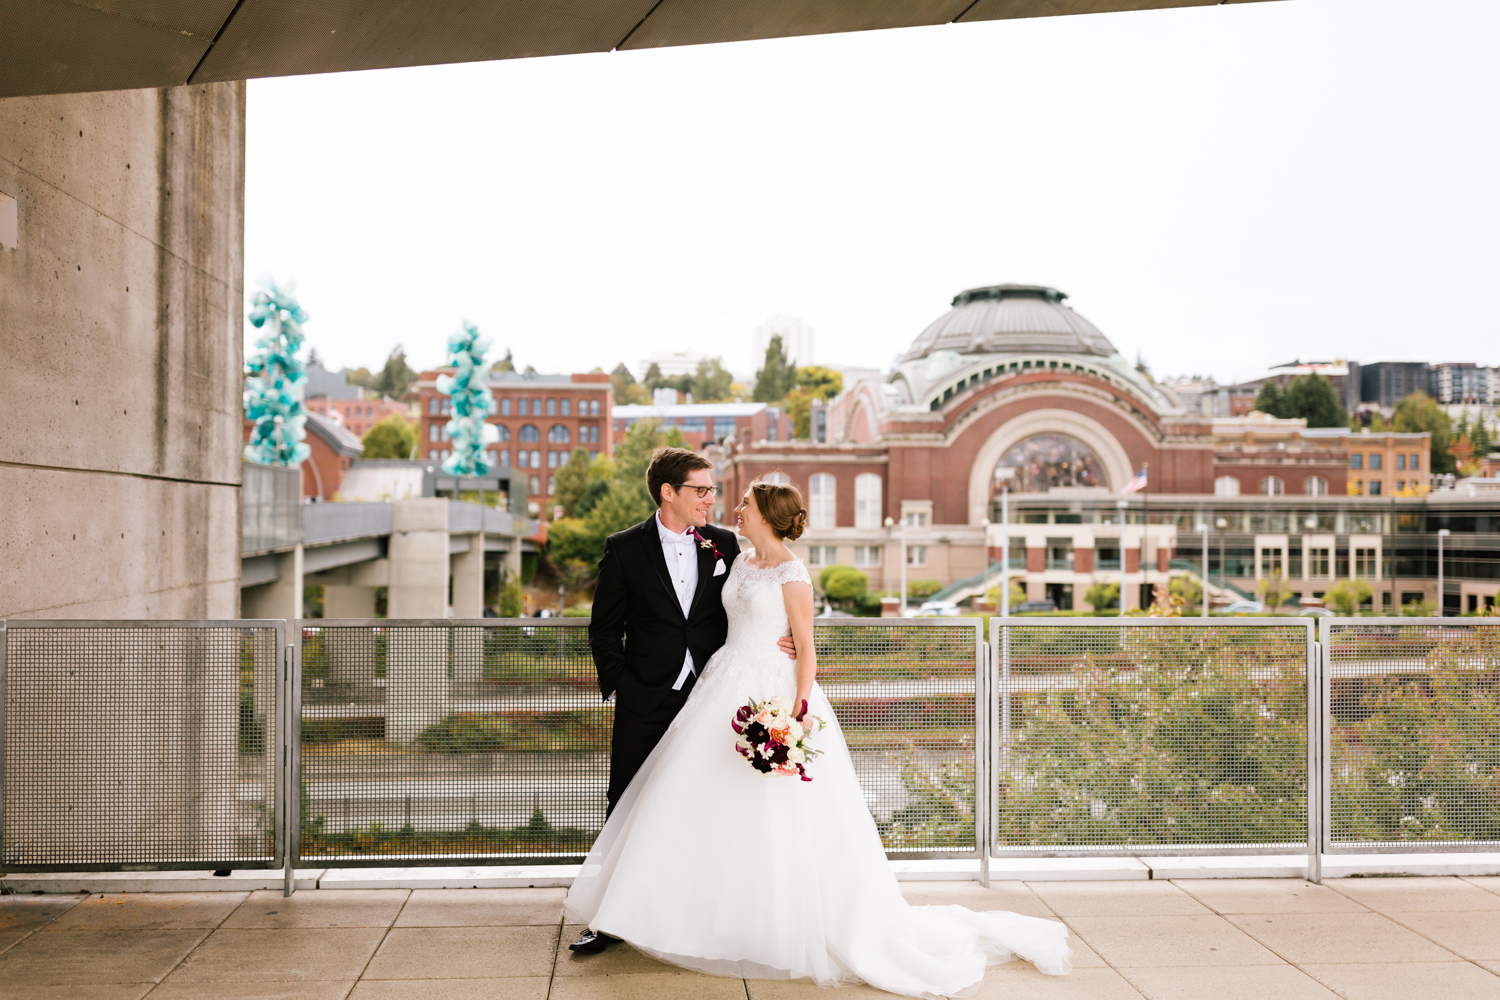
[245,0,1499,387]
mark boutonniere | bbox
[687,527,724,561]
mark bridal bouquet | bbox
[731,696,824,781]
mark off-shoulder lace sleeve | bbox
[777,558,813,587]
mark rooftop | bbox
[900,284,1118,363]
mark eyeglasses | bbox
[671,483,721,499]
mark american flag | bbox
[1121,466,1148,495]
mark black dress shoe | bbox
[569,928,621,954]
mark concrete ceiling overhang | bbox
[1,0,1279,99]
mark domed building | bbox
[724,284,1405,613]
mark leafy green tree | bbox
[1253,380,1287,417]
[1170,575,1202,611]
[346,345,418,399]
[610,363,649,404]
[553,448,592,517]
[986,580,1028,608]
[1392,392,1455,474]
[546,518,606,574]
[361,415,418,459]
[642,362,667,391]
[753,335,796,403]
[499,577,524,617]
[1326,578,1374,615]
[785,365,846,438]
[1085,581,1120,611]
[823,567,870,604]
[1283,373,1346,428]
[818,563,856,592]
[690,358,735,403]
[1256,573,1293,611]
[906,579,942,599]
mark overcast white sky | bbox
[244,0,1500,387]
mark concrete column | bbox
[240,546,304,622]
[386,627,450,744]
[324,584,376,618]
[450,536,483,618]
[323,585,377,699]
[387,499,449,619]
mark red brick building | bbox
[243,410,363,500]
[416,369,613,519]
[304,396,409,441]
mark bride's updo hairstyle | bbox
[749,478,808,541]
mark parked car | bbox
[1014,600,1058,614]
[1219,600,1265,615]
[1299,607,1337,617]
[915,600,961,617]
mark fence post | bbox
[283,625,301,897]
[977,629,990,888]
[1306,634,1322,885]
[0,620,7,880]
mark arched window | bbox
[1260,476,1285,496]
[993,434,1106,495]
[1304,476,1328,497]
[590,399,600,416]
[548,424,570,444]
[809,473,836,529]
[519,424,540,443]
[854,473,882,529]
[1214,475,1241,497]
[494,424,511,442]
[761,472,791,485]
[428,396,439,415]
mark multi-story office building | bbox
[416,370,613,519]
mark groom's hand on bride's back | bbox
[777,635,796,659]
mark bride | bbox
[564,478,1072,998]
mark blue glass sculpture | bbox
[243,279,311,466]
[437,321,498,477]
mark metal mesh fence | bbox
[298,620,605,865]
[298,618,984,865]
[990,618,1314,855]
[1321,618,1500,852]
[813,619,983,857]
[2,621,282,872]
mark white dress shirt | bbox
[656,512,700,690]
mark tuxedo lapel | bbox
[687,529,719,619]
[635,518,681,616]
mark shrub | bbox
[907,579,942,599]
[1084,582,1120,611]
[823,567,870,603]
[1326,579,1374,616]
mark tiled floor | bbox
[3,878,1500,999]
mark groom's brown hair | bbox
[647,447,713,506]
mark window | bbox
[1370,453,1382,470]
[906,545,928,567]
[1008,537,1027,569]
[1304,476,1328,496]
[1396,453,1406,470]
[993,433,1106,494]
[529,475,541,497]
[441,425,451,442]
[561,399,571,416]
[500,398,511,416]
[1096,539,1121,570]
[441,398,450,415]
[517,399,529,416]
[1214,475,1241,496]
[495,424,511,442]
[428,448,437,460]
[519,424,540,442]
[1355,547,1377,578]
[853,545,882,567]
[548,451,559,469]
[548,424,570,444]
[1046,537,1073,570]
[497,450,510,468]
[1396,480,1405,492]
[1350,454,1363,470]
[807,545,835,567]
[547,475,556,495]
[1260,546,1284,576]
[809,473,836,529]
[517,450,530,468]
[1308,548,1330,577]
[1259,476,1285,496]
[1368,480,1383,496]
[762,471,791,485]
[429,424,439,442]
[854,474,882,529]
[429,397,439,414]
[546,398,557,416]
[589,451,598,461]
[1411,453,1421,469]
[902,511,928,528]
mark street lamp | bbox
[1117,500,1129,611]
[1216,517,1229,613]
[1437,528,1450,617]
[995,467,1016,617]
[886,516,907,616]
[1198,516,1210,617]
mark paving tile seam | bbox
[352,888,414,991]
[545,912,565,1000]
[135,890,252,998]
[1460,875,1500,899]
[1369,908,1497,971]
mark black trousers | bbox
[606,684,691,816]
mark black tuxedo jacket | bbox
[588,516,740,713]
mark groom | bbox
[572,447,792,954]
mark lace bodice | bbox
[723,556,812,650]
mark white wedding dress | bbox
[565,557,1071,998]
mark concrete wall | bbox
[0,83,246,619]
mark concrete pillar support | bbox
[387,500,449,619]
